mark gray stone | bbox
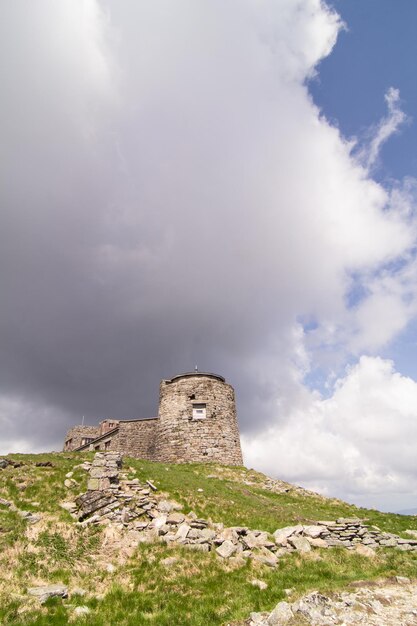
[216,540,237,558]
[28,584,68,603]
[354,544,376,558]
[395,576,411,584]
[303,525,323,538]
[267,601,293,625]
[199,528,217,542]
[161,557,178,566]
[183,543,210,552]
[73,606,90,617]
[166,512,185,525]
[60,501,77,513]
[251,579,268,590]
[157,500,174,513]
[273,525,302,545]
[174,523,191,540]
[288,536,311,552]
[252,551,278,568]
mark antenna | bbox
[82,415,85,426]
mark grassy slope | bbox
[1,452,417,626]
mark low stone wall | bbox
[273,519,417,552]
[73,453,417,567]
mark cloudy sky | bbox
[1,0,417,512]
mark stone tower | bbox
[156,371,243,465]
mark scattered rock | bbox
[161,557,178,567]
[17,510,41,524]
[73,606,90,617]
[395,576,411,584]
[251,579,268,590]
[27,584,68,603]
[250,612,268,625]
[71,588,87,597]
[60,501,77,513]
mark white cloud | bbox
[243,355,417,510]
[357,87,409,171]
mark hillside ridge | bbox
[1,452,417,625]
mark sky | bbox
[1,0,417,512]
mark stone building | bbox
[63,371,243,465]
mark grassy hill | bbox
[1,452,417,625]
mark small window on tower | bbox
[192,403,207,419]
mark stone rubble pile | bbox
[72,453,417,566]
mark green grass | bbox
[127,457,417,536]
[0,453,89,515]
[1,452,417,625]
[3,544,417,626]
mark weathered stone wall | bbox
[63,426,100,451]
[70,419,157,458]
[113,419,158,460]
[99,419,120,436]
[156,374,243,465]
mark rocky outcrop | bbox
[249,577,417,625]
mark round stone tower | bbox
[156,372,243,465]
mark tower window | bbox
[192,403,206,420]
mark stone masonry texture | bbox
[63,373,243,466]
[156,374,243,465]
[63,425,100,451]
